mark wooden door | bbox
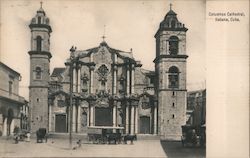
[140,116,150,134]
[95,107,112,126]
[55,114,67,133]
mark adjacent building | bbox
[187,89,206,126]
[0,62,29,136]
[28,4,189,140]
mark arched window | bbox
[169,36,179,55]
[35,67,42,79]
[171,20,176,28]
[168,66,179,88]
[38,16,41,24]
[9,81,13,95]
[36,36,42,51]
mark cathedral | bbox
[28,4,188,140]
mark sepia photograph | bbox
[0,0,248,157]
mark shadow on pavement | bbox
[160,140,206,158]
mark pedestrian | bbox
[13,126,20,144]
[26,132,31,142]
[14,135,19,144]
[191,129,197,146]
[77,139,82,148]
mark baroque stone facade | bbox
[29,5,188,140]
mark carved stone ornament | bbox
[81,72,89,81]
[95,97,109,108]
[97,64,109,79]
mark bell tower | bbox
[28,3,52,133]
[154,4,188,140]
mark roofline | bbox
[187,89,206,94]
[154,27,188,38]
[77,42,136,61]
[0,95,26,105]
[0,62,21,77]
[50,67,66,77]
[140,68,155,76]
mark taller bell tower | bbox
[28,3,52,133]
[154,4,188,140]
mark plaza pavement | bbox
[0,137,167,157]
[0,137,205,158]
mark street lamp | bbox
[67,45,77,149]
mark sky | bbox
[0,0,206,99]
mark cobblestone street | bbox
[0,137,205,158]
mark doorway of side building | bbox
[7,108,14,136]
[140,116,150,134]
[55,114,67,133]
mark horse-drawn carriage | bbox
[181,125,206,147]
[36,128,48,143]
[87,126,124,144]
[87,126,137,144]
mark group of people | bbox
[13,126,30,144]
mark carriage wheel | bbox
[103,137,108,144]
[98,138,103,144]
[93,137,97,144]
[181,140,184,147]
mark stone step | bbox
[45,133,160,140]
[137,134,160,140]
[48,133,88,140]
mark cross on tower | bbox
[40,1,43,8]
[101,35,106,41]
[170,3,173,10]
[101,25,106,41]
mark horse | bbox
[123,134,137,144]
[107,133,122,144]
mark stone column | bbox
[77,66,81,93]
[90,105,94,126]
[113,66,117,95]
[73,64,77,93]
[135,106,138,134]
[68,106,71,132]
[72,104,76,132]
[25,106,28,116]
[130,106,135,135]
[77,105,81,132]
[125,104,129,134]
[126,65,130,95]
[90,66,94,94]
[87,107,89,126]
[154,102,158,135]
[166,40,169,54]
[131,64,135,94]
[3,118,7,136]
[113,104,117,127]
[10,119,15,135]
[48,104,52,132]
[113,54,117,94]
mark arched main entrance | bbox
[95,107,112,126]
[55,114,67,133]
